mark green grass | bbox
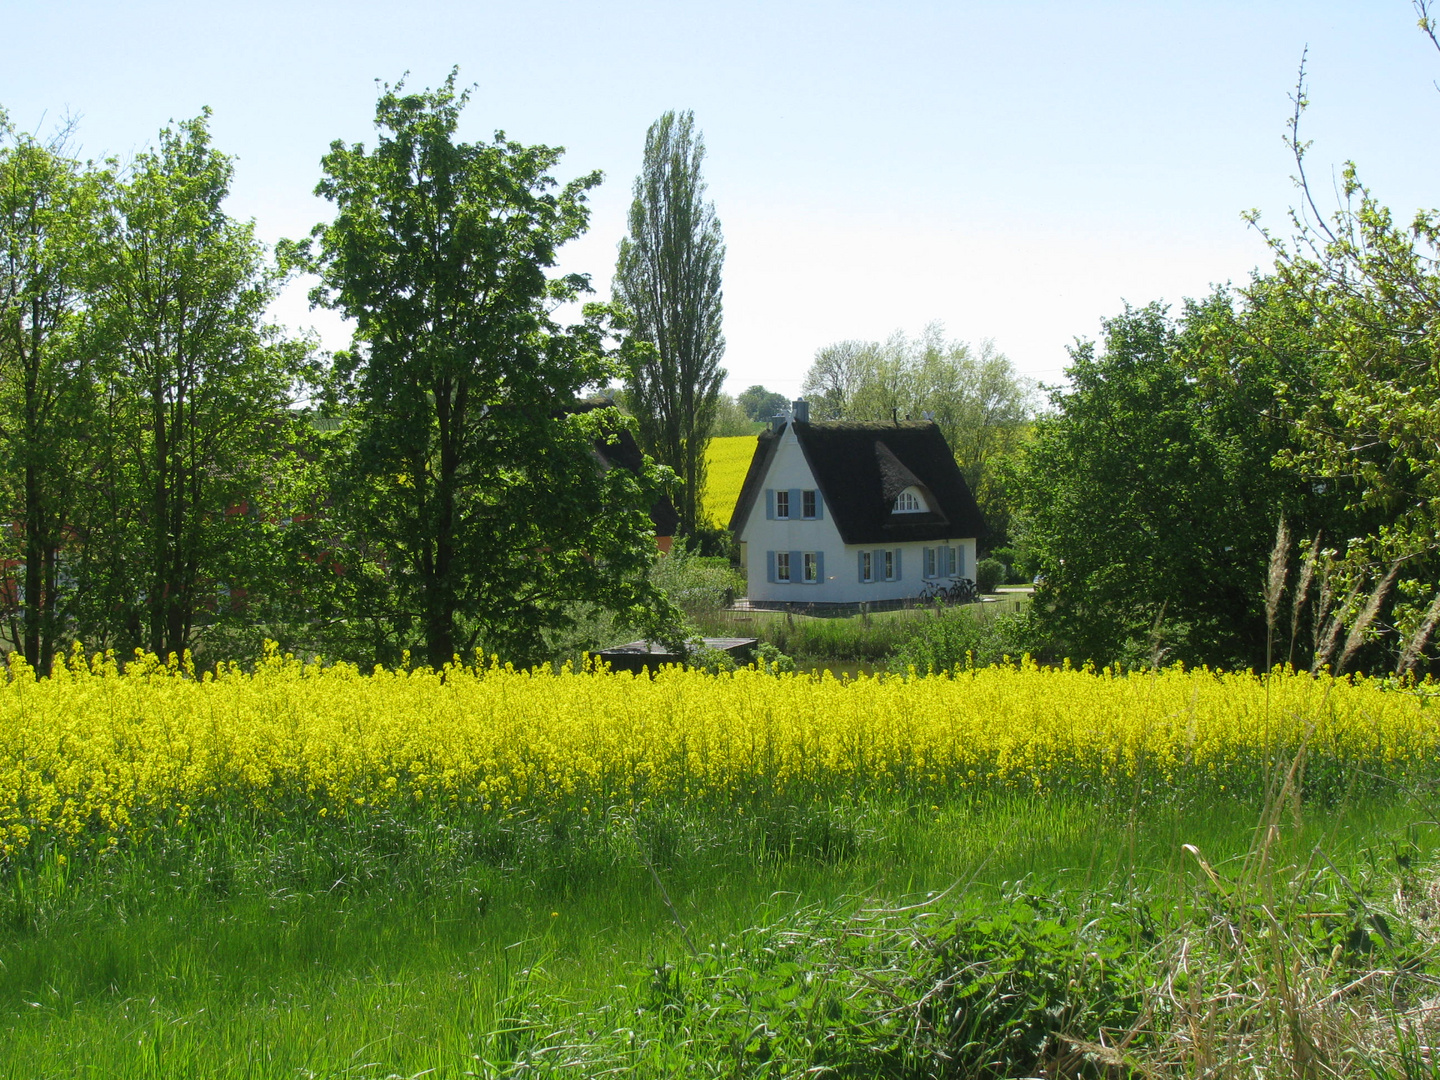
[693,599,1032,665]
[3,784,1439,1077]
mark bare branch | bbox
[1286,50,1338,244]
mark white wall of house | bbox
[738,427,977,603]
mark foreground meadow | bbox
[3,650,1440,1077]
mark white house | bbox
[729,402,987,604]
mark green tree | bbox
[801,340,875,420]
[801,324,1036,542]
[709,392,756,437]
[614,109,726,536]
[736,384,787,423]
[1012,295,1360,669]
[1246,52,1440,671]
[0,115,105,672]
[94,111,303,658]
[303,73,677,668]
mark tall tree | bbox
[1245,48,1440,670]
[736,384,787,423]
[1012,294,1364,670]
[801,324,1035,541]
[95,111,301,658]
[614,110,726,536]
[0,115,104,672]
[303,72,677,668]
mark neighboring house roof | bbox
[573,397,681,538]
[729,420,987,545]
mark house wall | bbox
[738,427,977,603]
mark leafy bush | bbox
[891,609,1044,672]
[650,539,742,616]
[975,557,1007,593]
[990,544,1040,584]
[754,641,795,672]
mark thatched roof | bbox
[730,420,986,545]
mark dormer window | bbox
[893,486,928,513]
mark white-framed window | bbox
[924,545,962,579]
[893,487,926,513]
[861,550,874,583]
[884,549,896,581]
[803,552,818,583]
[776,551,791,582]
[802,490,817,518]
[775,490,790,518]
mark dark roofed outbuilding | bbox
[573,397,680,542]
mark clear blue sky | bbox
[5,1,1437,395]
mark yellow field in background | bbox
[1,647,1434,857]
[702,435,758,527]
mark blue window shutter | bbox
[922,547,932,580]
[766,550,776,583]
[857,550,866,582]
[814,491,824,519]
[895,548,903,580]
[816,550,824,584]
[788,489,801,520]
[957,546,965,578]
[790,550,802,584]
[765,490,775,520]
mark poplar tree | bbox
[614,110,726,535]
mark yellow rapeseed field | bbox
[702,435,758,526]
[0,646,1436,859]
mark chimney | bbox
[792,399,809,423]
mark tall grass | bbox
[2,787,1437,1077]
[693,600,1032,663]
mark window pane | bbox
[776,490,789,518]
[802,490,816,517]
[777,552,790,581]
[804,553,816,582]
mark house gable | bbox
[732,419,986,546]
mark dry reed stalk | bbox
[1335,561,1401,675]
[1312,554,1339,664]
[1265,517,1292,672]
[1396,588,1440,677]
[1289,532,1322,669]
[1313,581,1360,673]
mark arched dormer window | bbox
[893,486,928,513]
